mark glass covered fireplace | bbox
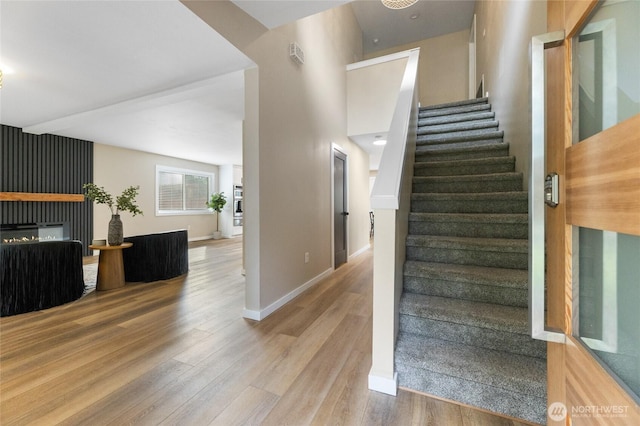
[0,222,70,244]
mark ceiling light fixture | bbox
[381,0,418,10]
[373,139,387,146]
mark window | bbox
[156,165,214,215]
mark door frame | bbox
[544,0,640,423]
[331,144,349,269]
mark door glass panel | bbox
[575,227,640,398]
[576,0,640,142]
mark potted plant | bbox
[206,192,227,240]
[83,183,143,246]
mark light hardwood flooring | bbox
[1,237,534,425]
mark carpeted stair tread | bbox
[400,293,529,335]
[415,143,510,163]
[404,261,527,290]
[413,172,523,194]
[418,120,499,136]
[395,335,546,424]
[416,140,508,155]
[403,261,528,307]
[417,129,504,145]
[409,212,527,224]
[406,235,528,269]
[408,212,527,239]
[396,333,546,396]
[411,191,528,214]
[414,156,516,176]
[420,97,489,111]
[406,235,528,253]
[419,103,491,119]
[419,111,495,127]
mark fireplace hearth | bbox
[1,222,70,244]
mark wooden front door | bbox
[544,0,640,424]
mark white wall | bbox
[184,1,368,318]
[92,143,219,241]
[365,30,469,107]
[347,57,408,137]
[474,0,547,185]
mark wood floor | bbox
[1,237,534,425]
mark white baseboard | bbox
[368,371,398,396]
[242,308,261,321]
[348,243,371,261]
[242,267,333,321]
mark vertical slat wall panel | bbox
[1,124,94,255]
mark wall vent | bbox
[289,42,304,65]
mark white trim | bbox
[241,268,333,321]
[468,14,477,99]
[347,48,417,71]
[368,371,398,396]
[369,48,420,210]
[242,308,261,321]
[348,243,370,261]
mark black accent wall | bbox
[1,125,94,255]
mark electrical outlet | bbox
[304,252,310,264]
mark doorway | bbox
[333,148,348,268]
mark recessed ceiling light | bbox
[410,14,420,20]
[373,139,387,146]
[373,38,379,44]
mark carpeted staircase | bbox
[395,98,547,425]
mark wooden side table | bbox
[89,243,133,291]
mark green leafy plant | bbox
[206,192,227,232]
[83,183,143,216]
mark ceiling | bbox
[0,0,474,168]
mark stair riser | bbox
[399,315,546,360]
[414,162,515,176]
[406,246,528,269]
[413,178,522,194]
[403,276,527,307]
[409,221,527,239]
[416,146,509,162]
[411,199,528,214]
[417,133,503,146]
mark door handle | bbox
[529,31,566,343]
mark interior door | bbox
[544,0,640,424]
[334,149,347,268]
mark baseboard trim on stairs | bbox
[242,267,333,321]
[368,371,398,396]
